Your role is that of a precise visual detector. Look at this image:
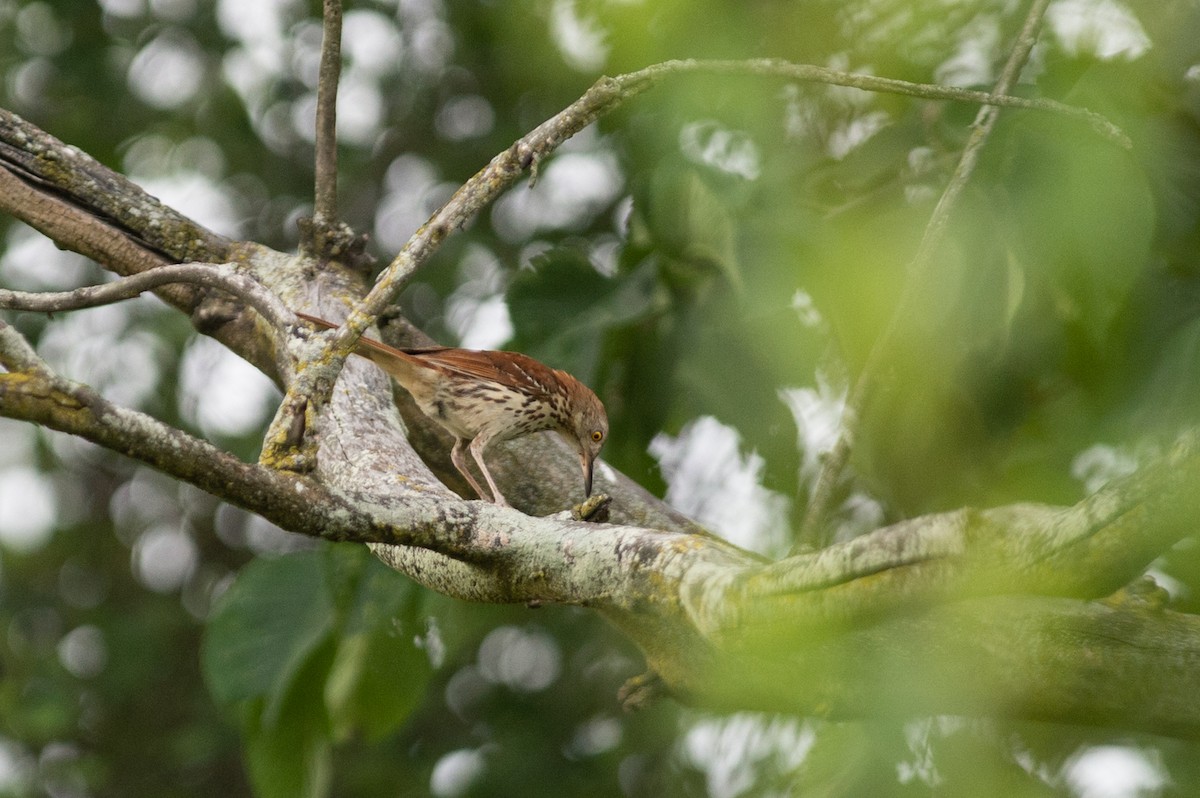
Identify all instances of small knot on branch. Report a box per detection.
[297,216,376,275]
[259,384,320,474]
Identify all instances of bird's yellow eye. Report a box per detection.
[591,430,604,443]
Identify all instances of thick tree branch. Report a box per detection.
[276,254,1199,691]
[732,432,1200,644]
[0,109,233,263]
[0,163,168,274]
[694,596,1200,738]
[0,319,489,555]
[0,109,281,375]
[0,320,330,536]
[7,311,1188,735]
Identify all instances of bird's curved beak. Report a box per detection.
[581,452,595,497]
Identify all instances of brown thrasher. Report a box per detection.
[297,313,608,507]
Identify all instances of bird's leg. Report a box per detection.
[450,438,494,503]
[469,435,511,508]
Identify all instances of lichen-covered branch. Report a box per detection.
[0,319,330,535]
[691,596,1200,737]
[0,109,232,263]
[0,319,481,554]
[0,109,282,375]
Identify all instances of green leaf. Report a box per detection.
[1005,122,1155,345]
[203,547,434,794]
[205,546,433,755]
[1134,314,1200,430]
[794,722,881,797]
[202,551,335,721]
[639,165,741,294]
[508,249,665,382]
[240,648,335,798]
[323,555,432,741]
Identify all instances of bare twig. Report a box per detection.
[296,0,369,266]
[313,0,343,225]
[323,55,1126,368]
[796,0,1055,549]
[0,262,295,331]
[643,59,1128,146]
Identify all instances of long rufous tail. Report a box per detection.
[294,312,422,375]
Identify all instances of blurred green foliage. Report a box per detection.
[4,0,1200,795]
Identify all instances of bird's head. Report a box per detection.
[561,382,608,498]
